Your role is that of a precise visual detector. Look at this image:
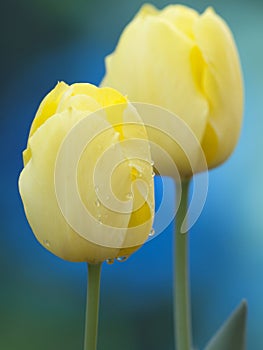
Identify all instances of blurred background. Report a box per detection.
[1,0,262,349]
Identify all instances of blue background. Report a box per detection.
[1,0,262,349]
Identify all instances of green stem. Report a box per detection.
[84,263,102,350]
[174,179,192,350]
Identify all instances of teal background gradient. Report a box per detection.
[1,0,263,349]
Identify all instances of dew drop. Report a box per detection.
[117,256,128,262]
[126,192,133,199]
[150,160,154,166]
[149,228,155,237]
[97,214,102,224]
[106,258,114,265]
[43,240,50,247]
[95,198,100,207]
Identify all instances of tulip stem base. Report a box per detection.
[84,263,102,350]
[174,180,192,350]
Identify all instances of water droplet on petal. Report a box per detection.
[117,256,128,262]
[95,199,100,207]
[149,228,155,237]
[150,160,154,166]
[106,258,114,265]
[126,192,133,200]
[43,240,50,247]
[97,214,102,223]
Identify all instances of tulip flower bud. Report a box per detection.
[102,4,243,177]
[19,82,154,263]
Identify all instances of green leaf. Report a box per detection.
[204,300,247,350]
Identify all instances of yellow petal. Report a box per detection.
[57,94,102,113]
[195,8,243,167]
[136,3,159,18]
[160,5,198,40]
[29,81,69,138]
[69,83,127,107]
[19,109,121,262]
[102,16,209,175]
[19,87,154,262]
[23,82,69,166]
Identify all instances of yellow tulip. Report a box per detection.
[102,4,243,177]
[19,82,154,263]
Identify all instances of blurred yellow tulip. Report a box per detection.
[102,4,243,177]
[19,82,154,263]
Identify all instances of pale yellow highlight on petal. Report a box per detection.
[57,95,102,113]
